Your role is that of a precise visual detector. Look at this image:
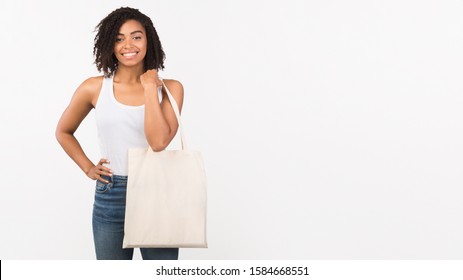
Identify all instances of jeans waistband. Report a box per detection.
[101,175,127,183]
[111,175,128,179]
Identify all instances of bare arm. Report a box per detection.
[141,70,184,151]
[55,77,112,182]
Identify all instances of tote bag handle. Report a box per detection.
[160,79,188,150]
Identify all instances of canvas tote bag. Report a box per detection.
[123,80,207,248]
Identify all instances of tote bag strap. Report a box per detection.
[161,79,188,150]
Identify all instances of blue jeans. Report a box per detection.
[92,175,179,260]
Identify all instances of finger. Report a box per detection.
[98,158,109,166]
[98,167,113,177]
[97,164,112,174]
[95,173,110,184]
[98,162,111,171]
[100,165,113,174]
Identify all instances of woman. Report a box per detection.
[55,7,183,260]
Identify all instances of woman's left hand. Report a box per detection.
[140,69,162,91]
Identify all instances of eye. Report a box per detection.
[132,36,142,40]
[115,38,124,42]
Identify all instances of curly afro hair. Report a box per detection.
[93,7,165,77]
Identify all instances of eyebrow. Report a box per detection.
[117,30,144,36]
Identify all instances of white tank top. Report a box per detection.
[94,75,163,175]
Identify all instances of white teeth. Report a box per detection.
[122,52,137,57]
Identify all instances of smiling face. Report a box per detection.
[113,19,147,69]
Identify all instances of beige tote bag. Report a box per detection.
[123,80,207,248]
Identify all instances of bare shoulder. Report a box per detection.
[161,79,184,112]
[163,79,184,96]
[74,75,104,108]
[78,76,104,95]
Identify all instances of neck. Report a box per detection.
[113,64,144,83]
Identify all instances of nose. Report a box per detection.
[123,38,133,49]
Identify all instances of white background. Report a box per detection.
[0,0,462,259]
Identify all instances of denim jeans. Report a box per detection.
[92,175,179,260]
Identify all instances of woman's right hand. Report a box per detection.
[86,158,113,183]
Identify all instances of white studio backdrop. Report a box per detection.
[0,0,462,259]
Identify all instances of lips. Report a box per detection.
[121,51,138,57]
